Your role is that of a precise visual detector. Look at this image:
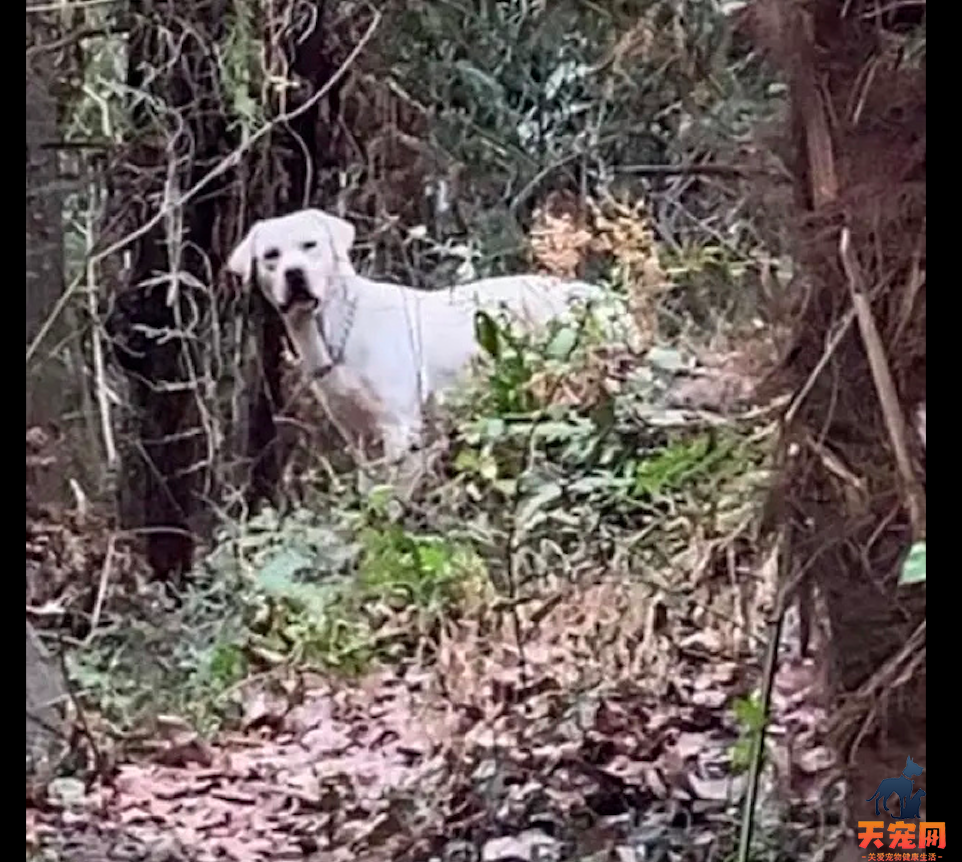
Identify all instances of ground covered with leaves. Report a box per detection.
[28,289,844,862]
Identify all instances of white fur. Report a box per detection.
[228,208,604,460]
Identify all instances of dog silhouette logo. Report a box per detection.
[865,755,925,817]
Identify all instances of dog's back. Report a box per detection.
[444,274,604,326]
[302,270,608,461]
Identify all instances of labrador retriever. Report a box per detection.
[228,208,604,460]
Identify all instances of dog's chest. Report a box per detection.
[284,316,328,375]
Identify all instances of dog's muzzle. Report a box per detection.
[281,267,317,313]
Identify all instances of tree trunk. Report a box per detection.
[27,16,69,783]
[26,14,68,502]
[106,0,235,582]
[244,0,344,508]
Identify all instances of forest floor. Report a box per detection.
[27,331,846,862]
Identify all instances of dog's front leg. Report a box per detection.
[380,421,419,463]
[378,425,431,501]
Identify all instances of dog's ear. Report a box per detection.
[307,210,356,270]
[227,223,259,282]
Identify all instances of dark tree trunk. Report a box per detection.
[106,0,235,582]
[103,1,348,569]
[244,0,345,507]
[26,14,68,502]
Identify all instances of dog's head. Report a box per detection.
[904,756,924,779]
[227,209,357,313]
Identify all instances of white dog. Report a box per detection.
[228,208,603,460]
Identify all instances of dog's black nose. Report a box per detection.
[284,267,311,301]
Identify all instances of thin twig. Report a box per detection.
[27,0,120,12]
[502,307,595,702]
[783,308,856,428]
[839,228,925,537]
[737,535,786,862]
[85,535,116,644]
[86,185,118,468]
[614,162,760,178]
[56,638,108,778]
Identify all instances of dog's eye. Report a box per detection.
[301,241,317,251]
[263,248,280,262]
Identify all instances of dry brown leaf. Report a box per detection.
[687,772,742,803]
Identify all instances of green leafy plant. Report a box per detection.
[68,568,255,734]
[729,693,766,774]
[448,294,769,580]
[70,502,488,730]
[239,506,487,672]
[472,309,552,415]
[357,524,484,613]
[633,431,749,499]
